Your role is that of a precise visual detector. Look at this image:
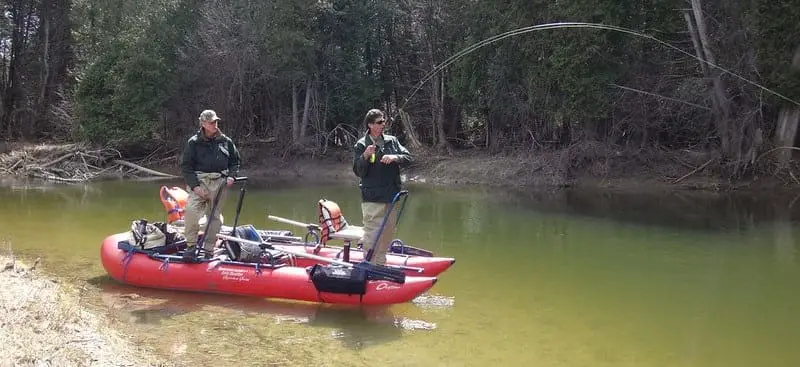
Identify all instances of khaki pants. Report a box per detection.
[360,202,399,265]
[184,173,228,252]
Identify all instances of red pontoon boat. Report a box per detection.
[100,232,437,306]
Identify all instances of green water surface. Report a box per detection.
[2,178,800,367]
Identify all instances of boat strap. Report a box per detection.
[158,257,171,272]
[120,245,136,282]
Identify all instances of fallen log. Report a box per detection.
[40,152,75,168]
[112,160,178,178]
[673,158,716,184]
[1,143,179,182]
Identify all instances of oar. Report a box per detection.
[171,221,303,243]
[222,177,250,259]
[227,177,248,232]
[268,215,321,231]
[267,215,322,244]
[258,238,426,273]
[269,213,433,257]
[216,233,408,283]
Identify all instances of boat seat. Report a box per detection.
[328,225,364,242]
[318,199,367,245]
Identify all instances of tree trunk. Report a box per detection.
[300,79,312,139]
[3,1,28,138]
[48,0,74,129]
[291,82,299,142]
[682,11,710,76]
[689,0,733,157]
[430,73,449,150]
[429,74,439,145]
[484,106,491,149]
[314,83,324,150]
[773,45,800,167]
[435,74,449,150]
[397,109,423,151]
[39,1,50,113]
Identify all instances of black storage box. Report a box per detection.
[309,264,368,295]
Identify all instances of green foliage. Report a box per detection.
[314,0,393,125]
[75,44,175,144]
[72,0,187,145]
[444,0,628,143]
[754,0,800,106]
[53,0,800,152]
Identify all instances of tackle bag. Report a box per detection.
[224,225,267,263]
[309,264,367,295]
[129,219,185,250]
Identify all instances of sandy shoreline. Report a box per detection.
[0,254,170,367]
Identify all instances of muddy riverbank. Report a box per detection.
[3,142,799,194]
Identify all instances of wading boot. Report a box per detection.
[182,246,199,262]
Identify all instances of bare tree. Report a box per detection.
[773,46,800,167]
[687,0,733,157]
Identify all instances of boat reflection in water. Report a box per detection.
[93,276,441,349]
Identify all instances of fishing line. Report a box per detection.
[401,22,800,110]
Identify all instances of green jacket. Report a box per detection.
[352,133,412,203]
[180,130,241,189]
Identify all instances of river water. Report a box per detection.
[2,178,800,366]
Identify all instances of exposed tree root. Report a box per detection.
[0,143,178,183]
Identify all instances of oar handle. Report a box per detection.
[386,264,424,273]
[267,215,320,231]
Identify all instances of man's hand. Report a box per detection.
[363,144,377,160]
[380,154,398,164]
[226,177,235,187]
[192,186,209,200]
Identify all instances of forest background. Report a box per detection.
[1,0,799,190]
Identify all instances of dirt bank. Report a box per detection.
[231,144,798,194]
[0,253,169,367]
[3,141,798,194]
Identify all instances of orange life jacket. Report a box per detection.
[317,199,349,245]
[160,186,189,223]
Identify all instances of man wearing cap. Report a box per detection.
[180,109,241,260]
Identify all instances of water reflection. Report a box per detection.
[773,203,797,269]
[494,187,800,231]
[411,293,456,308]
[88,275,437,350]
[6,178,800,233]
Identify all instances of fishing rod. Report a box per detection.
[401,22,800,111]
